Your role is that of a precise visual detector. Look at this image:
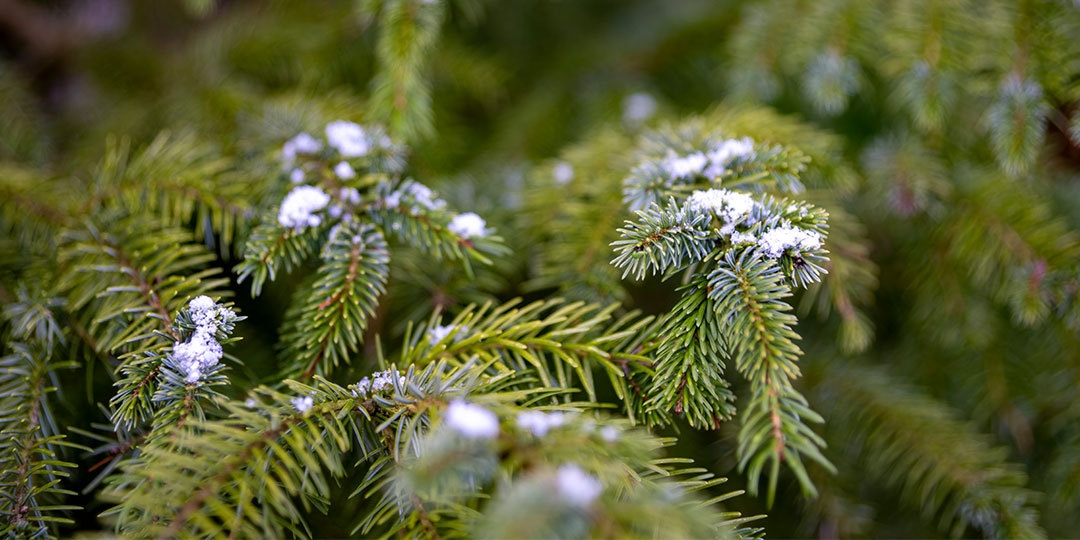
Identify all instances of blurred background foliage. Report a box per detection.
[2,0,1079,537]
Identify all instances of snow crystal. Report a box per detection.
[289,168,305,184]
[279,185,331,230]
[371,369,406,393]
[662,152,708,180]
[292,395,314,413]
[516,410,567,438]
[334,161,356,179]
[352,377,370,397]
[600,425,618,442]
[340,187,361,205]
[326,120,370,157]
[350,369,404,397]
[757,225,823,258]
[444,400,500,440]
[189,295,216,314]
[245,397,257,408]
[385,181,445,211]
[282,132,322,167]
[448,212,488,238]
[686,188,756,226]
[428,323,455,345]
[556,464,603,507]
[703,137,755,178]
[553,161,574,185]
[623,92,657,125]
[730,231,757,245]
[408,184,442,210]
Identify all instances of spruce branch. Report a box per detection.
[55,218,232,431]
[522,129,639,304]
[0,344,83,538]
[86,132,256,253]
[609,124,833,504]
[708,250,832,505]
[610,200,714,281]
[645,276,737,428]
[368,0,444,141]
[104,366,455,537]
[936,172,1080,328]
[986,75,1049,177]
[278,222,391,380]
[370,178,509,273]
[235,217,325,297]
[395,299,659,421]
[814,363,1046,539]
[377,393,758,539]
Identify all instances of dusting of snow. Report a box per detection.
[656,138,755,182]
[662,151,708,180]
[553,161,575,185]
[447,212,488,238]
[685,189,757,236]
[384,181,445,211]
[623,92,657,125]
[556,464,603,507]
[340,187,361,205]
[444,400,500,439]
[279,185,331,230]
[757,225,823,258]
[600,425,618,442]
[516,410,567,438]
[292,395,314,413]
[730,231,757,245]
[326,120,369,157]
[334,161,356,179]
[428,323,456,345]
[372,370,406,393]
[351,369,405,397]
[702,137,756,177]
[282,132,322,167]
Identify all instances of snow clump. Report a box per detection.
[556,464,603,507]
[447,212,488,238]
[172,296,237,384]
[279,185,331,230]
[444,400,500,440]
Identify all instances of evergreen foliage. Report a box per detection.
[1,0,1079,538]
